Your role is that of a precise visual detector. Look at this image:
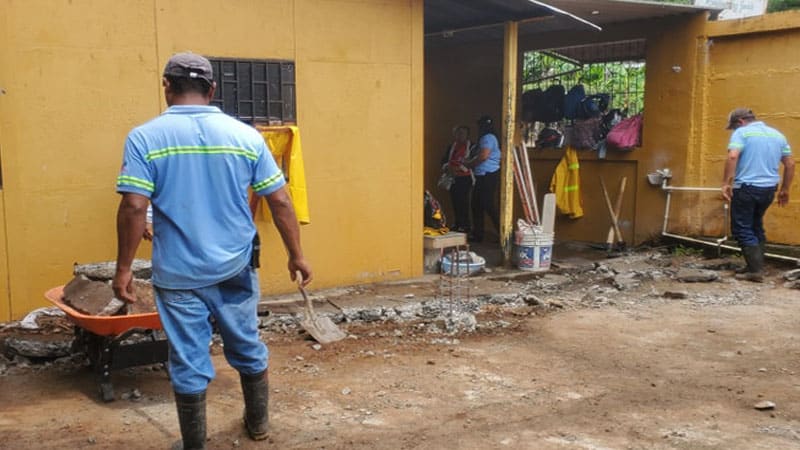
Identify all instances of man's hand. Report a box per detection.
[721,184,733,202]
[778,188,790,206]
[112,268,137,303]
[289,258,313,287]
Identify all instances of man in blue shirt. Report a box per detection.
[113,52,312,449]
[721,108,794,282]
[467,115,502,242]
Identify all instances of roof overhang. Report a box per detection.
[425,0,721,47]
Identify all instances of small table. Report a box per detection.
[423,232,467,273]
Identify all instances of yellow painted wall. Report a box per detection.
[693,11,800,244]
[0,0,424,320]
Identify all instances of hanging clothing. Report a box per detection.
[252,125,311,225]
[549,146,583,219]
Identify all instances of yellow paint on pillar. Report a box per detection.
[500,21,518,265]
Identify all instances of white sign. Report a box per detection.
[694,0,768,20]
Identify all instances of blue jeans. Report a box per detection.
[155,266,268,394]
[731,184,776,248]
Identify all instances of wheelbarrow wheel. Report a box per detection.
[100,382,115,403]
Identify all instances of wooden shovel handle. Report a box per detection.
[600,178,623,243]
[296,271,314,316]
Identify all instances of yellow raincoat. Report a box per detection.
[252,125,311,224]
[548,146,583,219]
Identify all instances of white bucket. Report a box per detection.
[515,232,554,272]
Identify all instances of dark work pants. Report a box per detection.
[471,170,500,240]
[731,184,776,248]
[449,176,472,232]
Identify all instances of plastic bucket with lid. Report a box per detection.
[515,231,554,272]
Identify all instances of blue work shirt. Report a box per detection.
[117,105,286,289]
[474,133,501,176]
[729,121,792,188]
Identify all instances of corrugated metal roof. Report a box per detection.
[425,0,720,46]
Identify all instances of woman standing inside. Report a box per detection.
[440,125,474,233]
[468,115,501,243]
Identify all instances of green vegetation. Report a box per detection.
[672,245,705,257]
[768,0,800,12]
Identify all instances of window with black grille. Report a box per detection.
[209,58,296,125]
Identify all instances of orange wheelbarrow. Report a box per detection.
[45,286,169,402]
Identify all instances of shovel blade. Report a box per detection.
[301,314,347,344]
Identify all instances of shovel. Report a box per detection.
[297,272,346,344]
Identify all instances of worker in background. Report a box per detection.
[721,107,794,282]
[468,115,501,243]
[440,125,474,233]
[113,52,312,449]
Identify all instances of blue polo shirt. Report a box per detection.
[117,105,286,289]
[729,121,791,188]
[474,133,501,176]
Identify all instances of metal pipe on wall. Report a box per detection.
[656,171,800,265]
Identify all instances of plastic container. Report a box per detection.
[441,251,485,276]
[516,231,554,272]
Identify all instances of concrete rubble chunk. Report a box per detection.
[754,400,776,410]
[676,268,720,283]
[663,290,689,299]
[691,258,740,271]
[63,275,124,316]
[62,275,157,316]
[73,259,152,281]
[782,268,800,281]
[783,280,800,290]
[4,336,72,359]
[523,294,542,306]
[613,272,641,291]
[128,279,157,314]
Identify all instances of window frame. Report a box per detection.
[208,57,297,125]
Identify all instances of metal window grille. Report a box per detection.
[209,58,296,125]
[522,44,646,115]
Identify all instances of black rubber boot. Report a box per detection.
[174,391,207,450]
[240,369,269,440]
[735,241,767,274]
[736,245,764,282]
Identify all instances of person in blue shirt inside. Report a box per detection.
[467,115,502,243]
[113,52,312,449]
[721,107,794,282]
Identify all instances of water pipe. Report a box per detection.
[649,169,800,265]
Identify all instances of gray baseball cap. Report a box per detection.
[726,107,755,130]
[163,52,214,83]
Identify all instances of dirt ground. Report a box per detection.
[2,246,800,450]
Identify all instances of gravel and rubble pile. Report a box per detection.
[0,247,792,374]
[258,249,757,336]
